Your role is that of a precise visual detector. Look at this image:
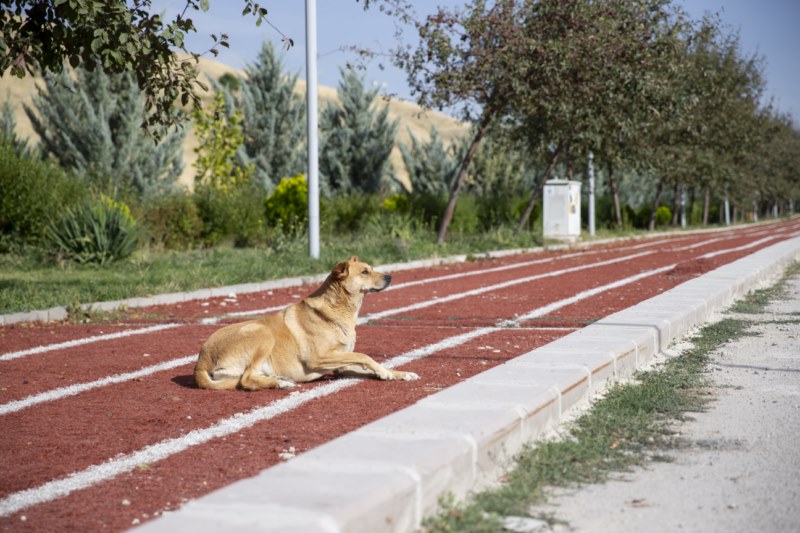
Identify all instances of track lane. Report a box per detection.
[1,219,799,531]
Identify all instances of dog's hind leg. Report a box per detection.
[239,372,295,390]
[239,345,296,391]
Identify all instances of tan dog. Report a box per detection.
[194,256,419,390]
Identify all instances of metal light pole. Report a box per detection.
[305,0,320,259]
[587,151,596,237]
[724,183,731,226]
[680,184,687,228]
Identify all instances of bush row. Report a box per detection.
[0,140,545,264]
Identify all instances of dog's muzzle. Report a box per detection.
[371,274,392,292]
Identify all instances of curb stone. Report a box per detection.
[138,236,800,532]
[0,221,769,326]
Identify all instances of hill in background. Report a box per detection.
[1,56,468,190]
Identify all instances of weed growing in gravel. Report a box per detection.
[728,262,800,314]
[422,316,757,532]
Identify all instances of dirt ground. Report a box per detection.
[531,276,800,533]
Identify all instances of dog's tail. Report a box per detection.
[193,358,239,390]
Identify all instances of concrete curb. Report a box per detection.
[0,222,761,326]
[138,236,800,532]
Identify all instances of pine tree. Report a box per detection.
[470,135,536,195]
[227,42,306,191]
[319,68,399,195]
[24,65,185,197]
[0,100,31,157]
[399,127,463,196]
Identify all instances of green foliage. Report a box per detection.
[470,135,536,195]
[399,127,462,195]
[193,92,253,191]
[320,68,399,194]
[655,205,672,227]
[264,174,308,235]
[1,100,31,156]
[0,139,87,250]
[228,42,306,191]
[142,190,203,250]
[194,181,266,248]
[48,195,139,264]
[2,0,273,135]
[321,194,383,233]
[218,72,241,93]
[25,65,185,197]
[476,193,532,231]
[383,193,411,214]
[192,90,264,247]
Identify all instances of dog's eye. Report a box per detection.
[362,269,369,275]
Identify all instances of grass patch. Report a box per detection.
[422,317,753,532]
[727,262,800,314]
[0,225,548,314]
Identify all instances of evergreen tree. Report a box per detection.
[24,65,185,197]
[470,135,536,195]
[0,100,31,157]
[228,42,306,191]
[319,68,399,195]
[399,127,463,195]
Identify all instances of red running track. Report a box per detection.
[1,220,798,531]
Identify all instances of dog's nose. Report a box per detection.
[384,274,392,285]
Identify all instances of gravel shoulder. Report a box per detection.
[532,277,800,533]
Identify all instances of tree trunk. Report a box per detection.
[515,142,563,233]
[671,182,680,226]
[702,186,710,226]
[607,163,622,227]
[688,187,696,225]
[647,177,664,231]
[436,111,492,244]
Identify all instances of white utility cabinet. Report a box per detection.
[543,179,582,242]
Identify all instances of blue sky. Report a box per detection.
[153,1,800,121]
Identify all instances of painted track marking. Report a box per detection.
[0,260,688,517]
[0,231,791,416]
[0,324,182,362]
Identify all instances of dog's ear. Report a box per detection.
[332,260,349,280]
[348,255,359,263]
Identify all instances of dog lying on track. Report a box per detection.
[194,256,419,390]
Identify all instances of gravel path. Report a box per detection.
[531,276,800,533]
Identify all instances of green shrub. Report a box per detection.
[634,205,652,229]
[383,193,411,214]
[195,181,266,247]
[321,193,383,233]
[0,140,88,251]
[142,190,203,249]
[48,195,139,264]
[655,205,672,227]
[449,193,480,234]
[265,174,309,235]
[476,192,530,230]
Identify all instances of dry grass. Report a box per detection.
[0,56,468,190]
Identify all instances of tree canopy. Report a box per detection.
[1,0,277,136]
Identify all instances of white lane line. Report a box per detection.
[1,231,791,414]
[0,324,182,362]
[0,261,678,517]
[0,248,657,415]
[188,234,704,321]
[5,223,778,356]
[699,235,776,259]
[359,250,655,323]
[0,356,197,417]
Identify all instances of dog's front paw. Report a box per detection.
[276,378,296,389]
[394,370,419,381]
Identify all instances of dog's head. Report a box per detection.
[331,256,391,294]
